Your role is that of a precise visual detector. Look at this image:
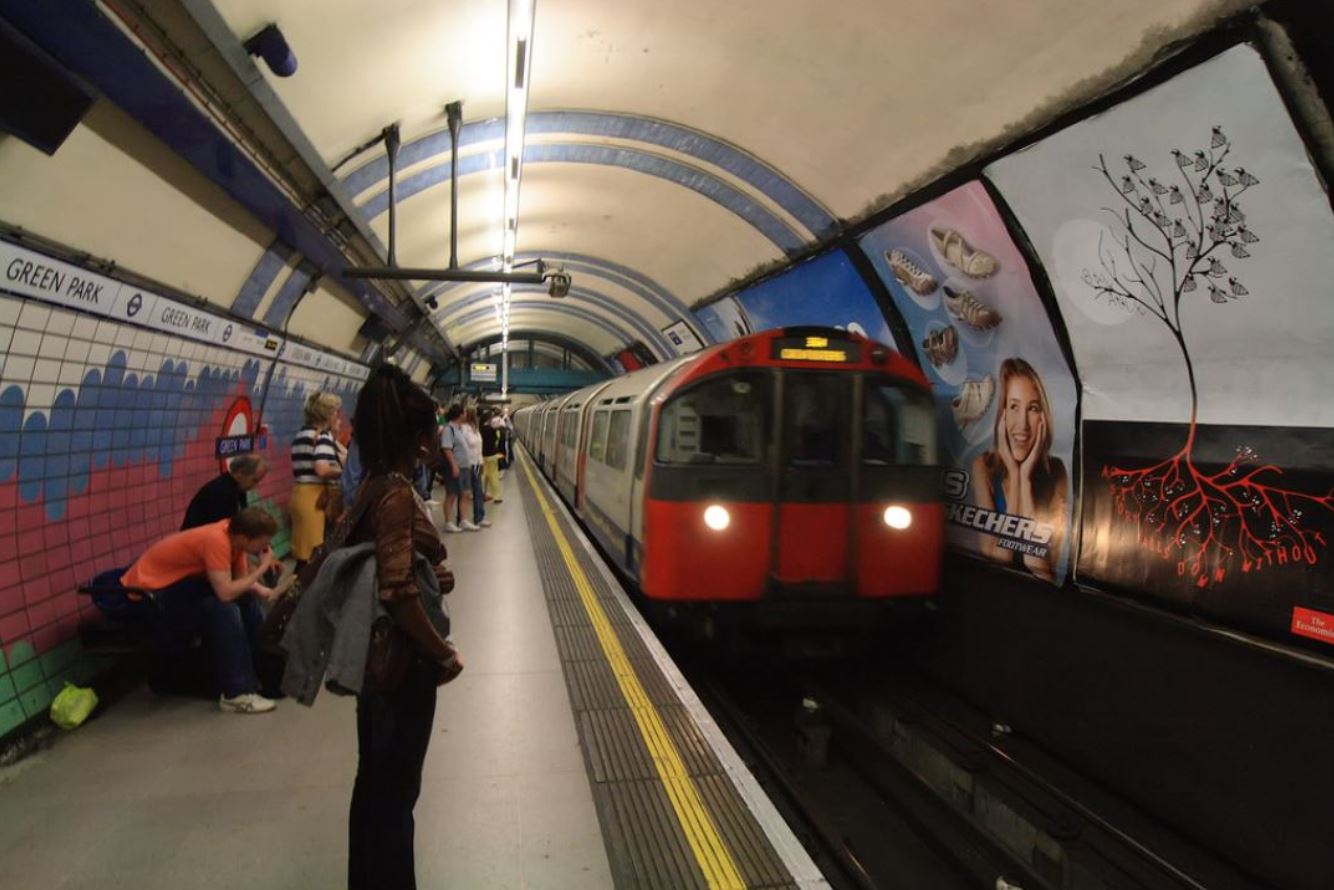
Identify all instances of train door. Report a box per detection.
[771,372,852,586]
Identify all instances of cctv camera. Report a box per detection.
[424,295,439,311]
[546,270,572,299]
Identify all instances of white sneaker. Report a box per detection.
[444,522,461,534]
[952,374,996,429]
[479,519,492,528]
[460,520,480,531]
[219,692,276,714]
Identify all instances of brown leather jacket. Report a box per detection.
[347,474,448,602]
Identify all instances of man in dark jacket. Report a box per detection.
[182,455,269,530]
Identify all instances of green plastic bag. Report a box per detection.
[50,683,98,731]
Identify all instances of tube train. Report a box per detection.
[513,326,943,635]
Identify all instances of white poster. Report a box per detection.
[987,43,1334,640]
[987,44,1334,427]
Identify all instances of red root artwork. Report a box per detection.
[1082,127,1334,586]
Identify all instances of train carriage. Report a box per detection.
[515,326,943,632]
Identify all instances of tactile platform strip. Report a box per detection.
[518,455,799,890]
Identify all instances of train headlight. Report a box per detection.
[883,505,912,530]
[703,504,730,531]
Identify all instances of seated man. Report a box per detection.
[122,508,281,714]
[181,455,269,530]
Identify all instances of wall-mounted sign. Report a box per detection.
[470,362,497,382]
[0,240,369,380]
[661,320,704,353]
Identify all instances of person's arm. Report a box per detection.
[313,433,344,479]
[207,555,276,602]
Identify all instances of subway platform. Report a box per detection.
[0,452,827,890]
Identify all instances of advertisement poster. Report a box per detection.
[858,181,1079,584]
[987,44,1334,643]
[729,250,896,348]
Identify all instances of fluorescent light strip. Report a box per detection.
[500,0,536,359]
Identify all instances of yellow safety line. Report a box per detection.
[518,451,748,890]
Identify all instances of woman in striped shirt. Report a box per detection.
[289,392,344,568]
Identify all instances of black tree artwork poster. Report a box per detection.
[987,44,1334,649]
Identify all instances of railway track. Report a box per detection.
[678,646,1259,890]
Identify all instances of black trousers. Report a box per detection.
[348,661,438,890]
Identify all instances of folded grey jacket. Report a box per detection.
[280,542,450,706]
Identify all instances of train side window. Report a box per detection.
[863,379,937,465]
[605,410,631,470]
[589,410,610,463]
[656,371,769,465]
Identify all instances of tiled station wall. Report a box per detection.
[0,293,363,739]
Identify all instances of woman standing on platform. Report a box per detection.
[347,364,463,890]
[289,392,344,570]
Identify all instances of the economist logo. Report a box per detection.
[1291,607,1334,646]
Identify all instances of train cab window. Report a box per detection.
[605,410,631,470]
[589,410,610,463]
[783,373,846,468]
[863,380,937,465]
[656,371,769,465]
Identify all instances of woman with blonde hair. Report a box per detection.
[289,391,344,568]
[970,358,1068,582]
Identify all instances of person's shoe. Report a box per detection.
[444,522,462,534]
[460,520,480,531]
[921,325,959,366]
[943,286,1002,330]
[887,249,939,295]
[952,374,996,429]
[479,519,493,528]
[219,692,276,714]
[931,227,999,278]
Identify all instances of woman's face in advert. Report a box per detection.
[1004,375,1043,462]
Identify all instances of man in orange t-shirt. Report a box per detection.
[122,508,281,713]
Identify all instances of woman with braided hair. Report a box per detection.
[345,363,463,890]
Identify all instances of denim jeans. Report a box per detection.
[156,576,262,697]
[349,659,437,890]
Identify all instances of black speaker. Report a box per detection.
[0,18,96,155]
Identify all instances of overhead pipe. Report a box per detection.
[382,124,401,266]
[446,100,463,270]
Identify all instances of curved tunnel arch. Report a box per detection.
[464,329,615,375]
[342,111,836,240]
[360,142,805,253]
[435,283,673,356]
[446,302,642,357]
[421,250,707,342]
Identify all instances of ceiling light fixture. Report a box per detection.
[499,0,537,360]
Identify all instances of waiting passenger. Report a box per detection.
[341,363,462,890]
[181,454,269,530]
[121,508,281,714]
[461,408,489,528]
[290,391,345,569]
[438,405,467,533]
[480,410,504,503]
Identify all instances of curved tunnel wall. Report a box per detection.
[693,35,1334,661]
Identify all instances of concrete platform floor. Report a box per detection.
[0,470,615,889]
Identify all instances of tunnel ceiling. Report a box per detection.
[209,0,1233,357]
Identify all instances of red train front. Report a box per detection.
[638,326,943,630]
